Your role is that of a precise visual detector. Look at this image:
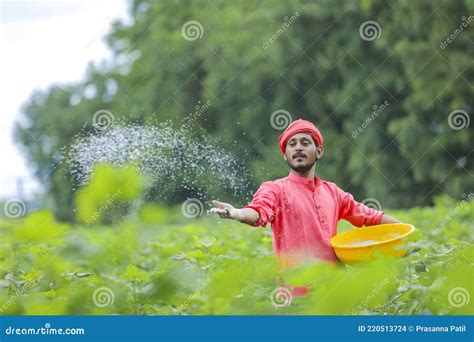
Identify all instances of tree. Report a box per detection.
[15,0,473,220]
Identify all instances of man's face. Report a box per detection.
[284,133,323,172]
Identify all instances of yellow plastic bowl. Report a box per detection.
[330,223,416,264]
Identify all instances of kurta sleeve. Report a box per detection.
[243,181,278,228]
[336,187,384,227]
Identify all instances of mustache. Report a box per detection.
[287,158,316,172]
[293,152,307,158]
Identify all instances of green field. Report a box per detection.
[1,174,472,315]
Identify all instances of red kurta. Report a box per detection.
[244,170,384,269]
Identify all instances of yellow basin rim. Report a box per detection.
[330,223,416,249]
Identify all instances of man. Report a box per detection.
[211,119,401,293]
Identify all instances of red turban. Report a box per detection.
[278,119,324,156]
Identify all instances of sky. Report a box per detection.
[0,0,129,199]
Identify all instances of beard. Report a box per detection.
[287,156,318,172]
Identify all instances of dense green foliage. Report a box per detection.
[0,168,472,315]
[14,0,473,220]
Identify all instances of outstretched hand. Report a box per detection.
[210,200,240,220]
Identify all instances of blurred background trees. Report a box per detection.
[14,0,473,221]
